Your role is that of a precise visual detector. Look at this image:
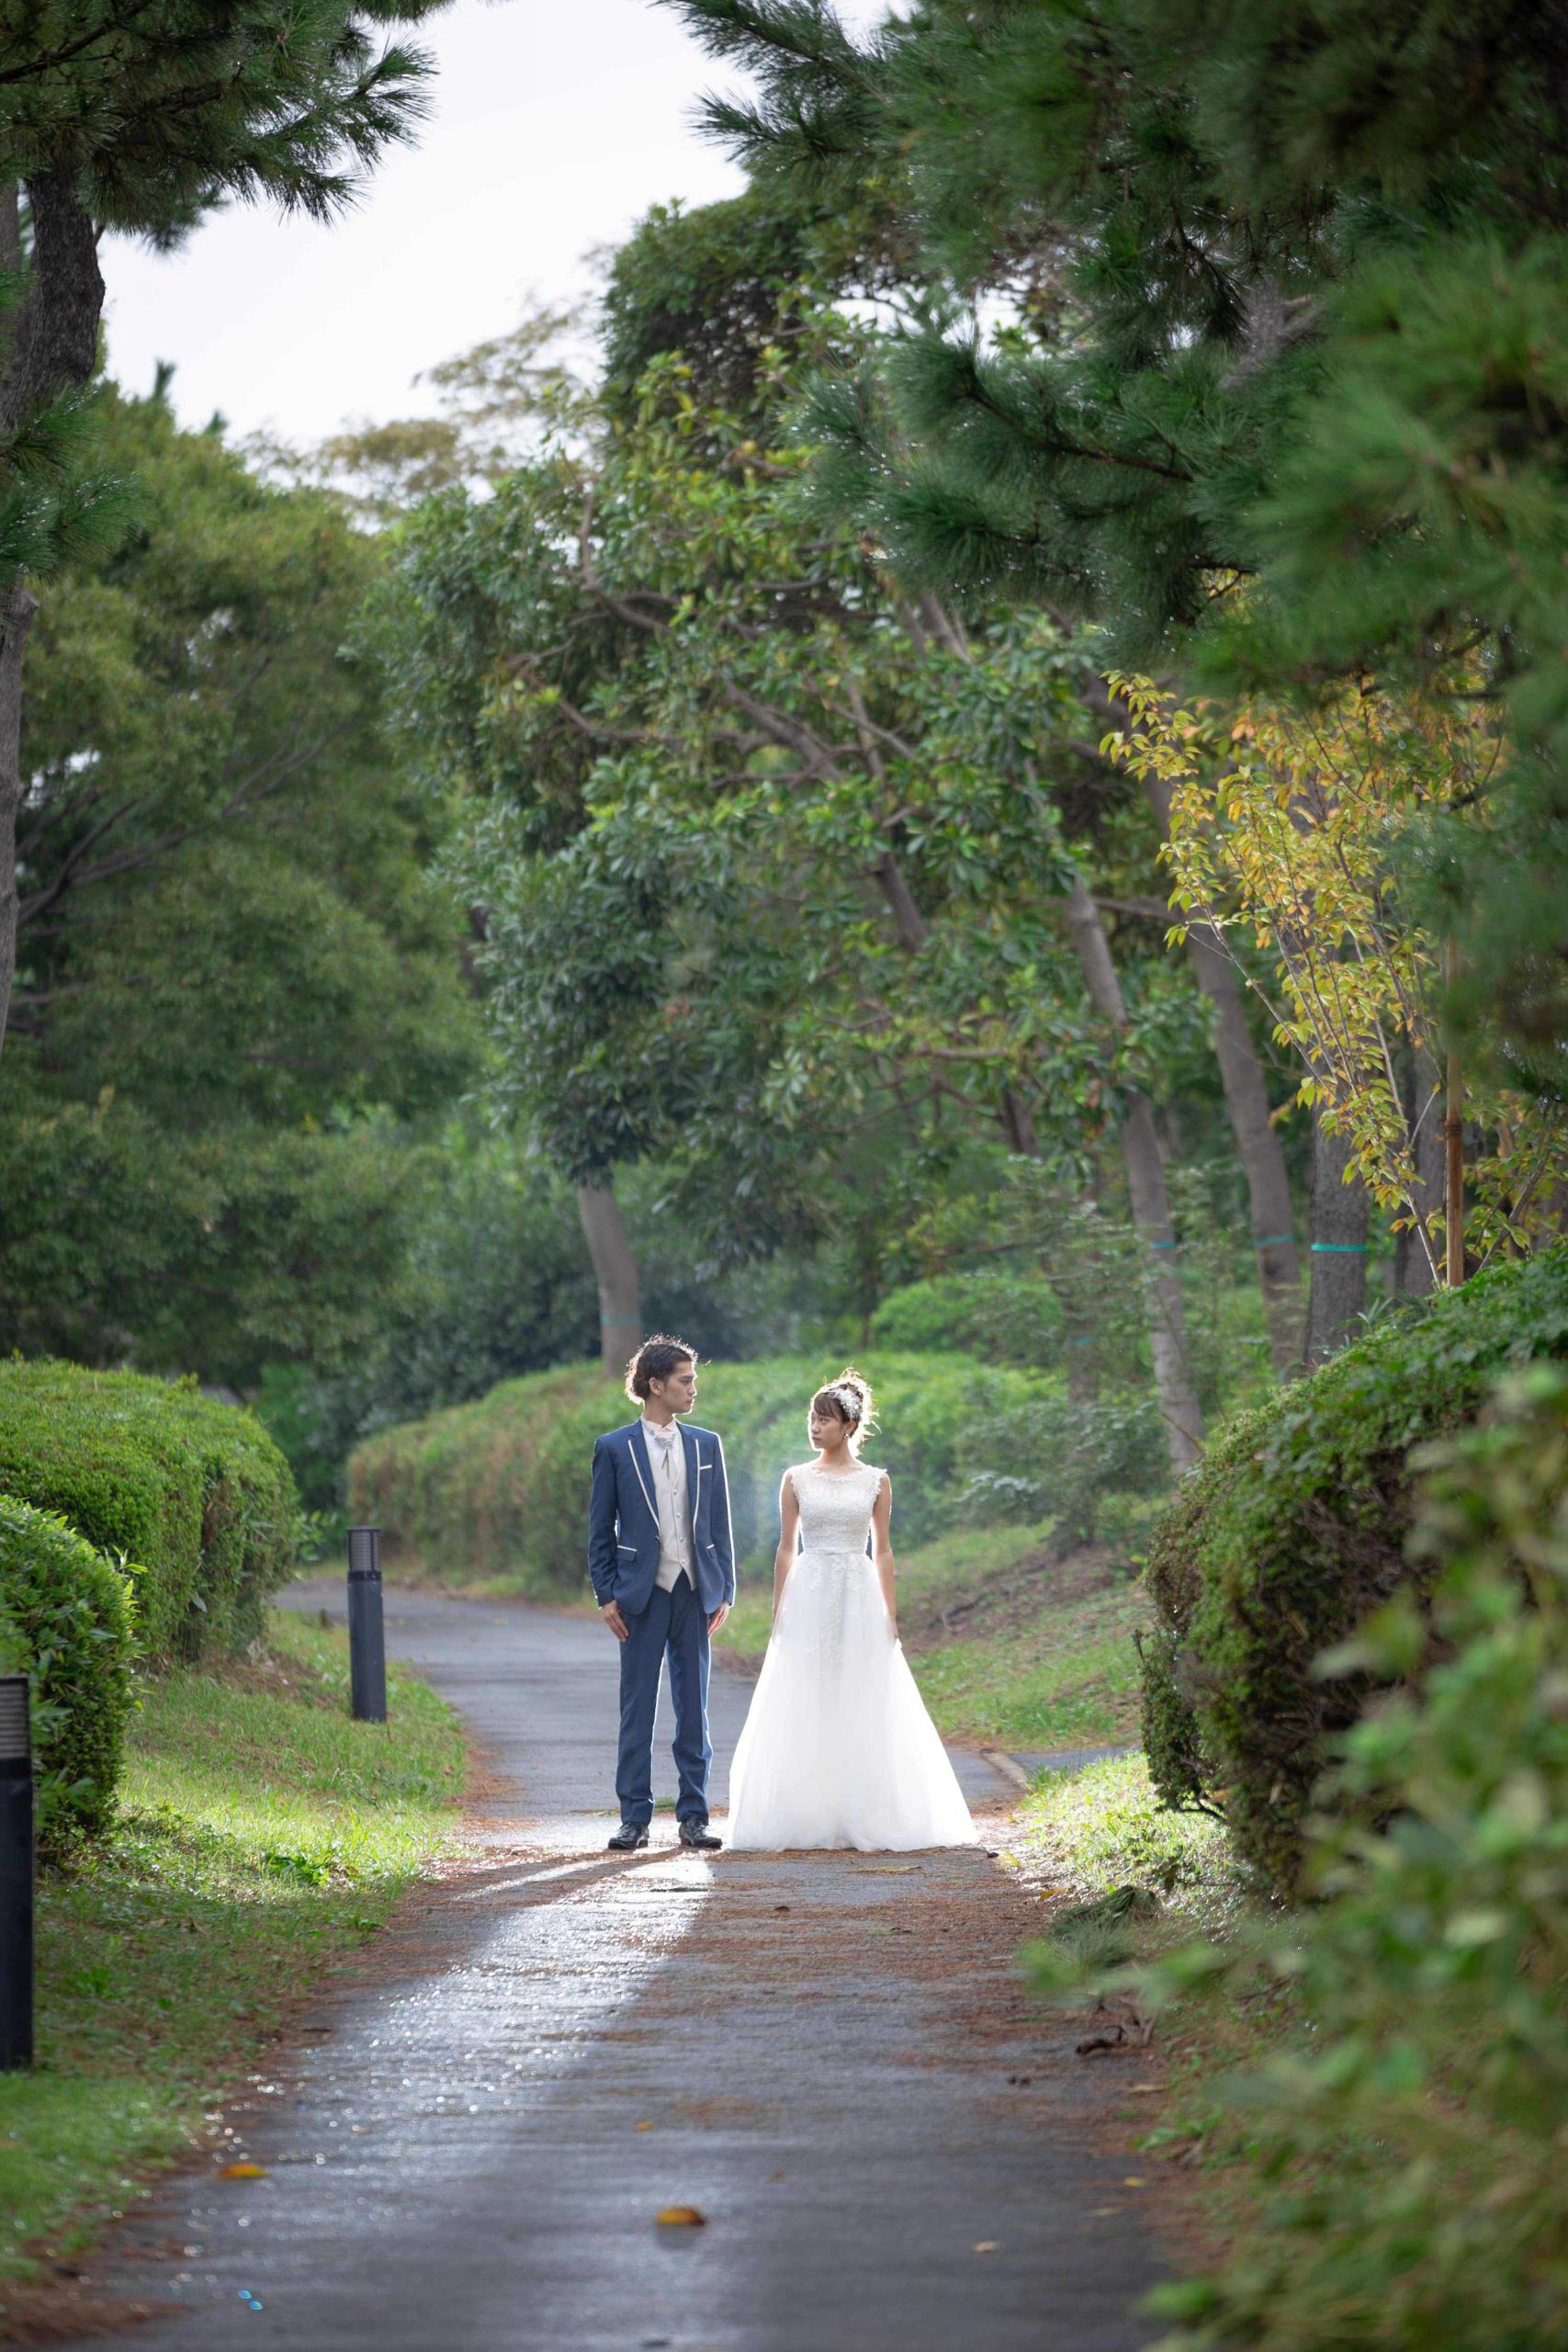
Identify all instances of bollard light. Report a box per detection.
[0,1673,33,2071]
[346,1526,388,1724]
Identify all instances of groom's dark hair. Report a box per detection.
[624,1334,696,1404]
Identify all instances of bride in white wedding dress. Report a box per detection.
[727,1370,979,1852]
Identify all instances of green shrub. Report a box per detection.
[1143,1245,1568,1894]
[348,1350,1057,1590]
[0,1498,136,1852]
[0,1360,296,1661]
[869,1270,1065,1367]
[1143,1364,1568,2352]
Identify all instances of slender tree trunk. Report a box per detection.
[1063,874,1204,1474]
[1304,1104,1370,1364]
[0,583,37,1050]
[1395,1046,1443,1299]
[1137,767,1302,1375]
[1443,942,1466,1288]
[576,1177,642,1377]
[0,174,105,1060]
[1182,922,1303,1374]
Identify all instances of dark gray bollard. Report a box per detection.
[346,1526,388,1724]
[0,1673,33,2071]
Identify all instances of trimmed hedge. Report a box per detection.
[0,1498,136,1852]
[0,1359,297,1661]
[1142,1244,1568,1895]
[348,1351,1056,1590]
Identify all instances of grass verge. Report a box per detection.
[1007,1753,1294,2263]
[0,1608,464,2301]
[718,1518,1153,1752]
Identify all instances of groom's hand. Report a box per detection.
[601,1600,629,1643]
[707,1601,730,1635]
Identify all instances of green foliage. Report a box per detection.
[601,187,852,425]
[1143,1245,1568,1894]
[671,0,1568,1080]
[364,227,1238,1277]
[0,380,479,1388]
[0,1498,135,1853]
[965,1384,1169,1538]
[0,1359,296,1662]
[348,1351,1057,1591]
[869,1268,1064,1366]
[0,0,449,595]
[1141,1363,1568,2352]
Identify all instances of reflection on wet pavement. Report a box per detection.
[52,1578,1161,2351]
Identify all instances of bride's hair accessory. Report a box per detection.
[809,1367,876,1455]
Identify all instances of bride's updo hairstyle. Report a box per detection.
[810,1366,876,1457]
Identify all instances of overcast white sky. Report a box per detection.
[101,0,886,446]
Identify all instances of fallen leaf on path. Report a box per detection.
[973,2241,999,2254]
[1076,1996,1154,2055]
[217,2164,266,2180]
[636,2120,653,2132]
[1123,2177,1147,2188]
[655,2205,706,2227]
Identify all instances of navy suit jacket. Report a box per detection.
[587,1419,736,1617]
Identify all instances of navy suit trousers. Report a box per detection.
[616,1576,711,1826]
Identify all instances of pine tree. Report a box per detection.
[667,0,1568,1086]
[0,0,451,1051]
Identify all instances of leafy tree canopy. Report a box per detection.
[0,376,480,1384]
[665,0,1568,1078]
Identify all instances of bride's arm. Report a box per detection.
[871,1473,897,1636]
[772,1472,800,1626]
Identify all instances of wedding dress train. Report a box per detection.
[726,1460,979,1851]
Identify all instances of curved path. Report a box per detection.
[62,1579,1164,2351]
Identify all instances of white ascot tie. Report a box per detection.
[642,1419,694,1592]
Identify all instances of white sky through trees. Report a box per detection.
[101,0,886,444]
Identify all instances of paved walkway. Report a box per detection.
[62,1580,1164,2351]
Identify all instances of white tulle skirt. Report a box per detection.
[727,1546,980,1852]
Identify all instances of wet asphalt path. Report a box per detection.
[64,1579,1164,2352]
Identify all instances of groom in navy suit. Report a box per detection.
[588,1335,734,1851]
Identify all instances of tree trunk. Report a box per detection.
[1137,766,1302,1376]
[1395,1046,1443,1299]
[0,582,37,1052]
[1304,1104,1370,1364]
[0,175,106,1059]
[1063,874,1204,1474]
[1182,922,1303,1374]
[1443,944,1466,1288]
[576,1178,642,1377]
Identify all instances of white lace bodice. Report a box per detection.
[789,1459,883,1556]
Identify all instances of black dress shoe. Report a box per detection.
[678,1818,723,1850]
[607,1820,649,1851]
